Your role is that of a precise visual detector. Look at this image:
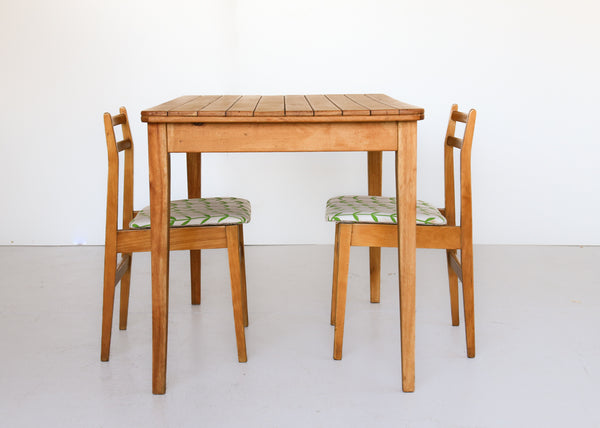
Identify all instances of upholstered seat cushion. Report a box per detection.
[326,195,447,225]
[130,197,251,228]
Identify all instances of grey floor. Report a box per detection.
[0,245,599,427]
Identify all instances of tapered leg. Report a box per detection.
[462,246,475,358]
[226,226,248,362]
[238,224,249,327]
[396,121,417,392]
[119,254,132,330]
[100,249,117,361]
[330,222,341,326]
[446,250,460,326]
[148,123,170,395]
[187,153,202,305]
[368,151,382,303]
[333,224,352,360]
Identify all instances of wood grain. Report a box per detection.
[168,96,221,117]
[366,94,424,115]
[285,95,314,116]
[325,94,370,115]
[198,95,242,117]
[167,122,398,153]
[305,94,342,116]
[255,95,285,116]
[142,94,424,121]
[345,94,399,115]
[142,95,199,117]
[227,95,261,117]
[396,120,417,392]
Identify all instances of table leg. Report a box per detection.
[396,121,417,392]
[148,123,170,395]
[187,153,202,305]
[367,151,382,303]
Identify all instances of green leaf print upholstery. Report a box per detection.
[130,197,251,228]
[325,195,446,225]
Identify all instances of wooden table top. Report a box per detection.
[141,94,424,122]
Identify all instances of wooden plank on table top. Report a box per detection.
[284,95,314,116]
[365,94,424,115]
[325,94,370,116]
[345,94,400,115]
[198,95,242,117]
[142,95,199,117]
[305,95,342,116]
[168,95,222,116]
[254,95,285,117]
[226,95,262,117]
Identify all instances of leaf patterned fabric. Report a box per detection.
[325,195,447,225]
[130,197,251,229]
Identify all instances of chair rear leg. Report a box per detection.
[446,250,460,326]
[226,226,247,362]
[101,250,117,361]
[367,150,382,304]
[333,224,352,360]
[187,152,202,306]
[330,223,340,326]
[369,247,381,303]
[118,254,132,330]
[461,247,475,358]
[190,250,201,305]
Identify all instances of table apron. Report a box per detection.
[166,122,399,153]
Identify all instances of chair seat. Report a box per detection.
[326,195,447,225]
[130,197,251,228]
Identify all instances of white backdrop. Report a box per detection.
[1,0,598,245]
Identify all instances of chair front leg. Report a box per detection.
[330,222,341,326]
[446,249,460,326]
[238,224,249,327]
[119,253,132,330]
[333,224,352,360]
[226,225,247,362]
[101,249,117,361]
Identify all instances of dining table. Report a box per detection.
[141,94,424,394]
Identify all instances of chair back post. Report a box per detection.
[119,107,135,230]
[459,109,477,241]
[103,108,135,234]
[103,112,121,240]
[443,105,458,226]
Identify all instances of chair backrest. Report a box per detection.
[103,107,135,233]
[443,105,477,229]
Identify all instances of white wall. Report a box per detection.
[1,0,598,246]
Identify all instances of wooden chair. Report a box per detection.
[326,105,477,360]
[101,107,250,363]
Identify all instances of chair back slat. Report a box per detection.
[446,136,463,149]
[450,110,468,123]
[116,138,132,152]
[111,113,127,126]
